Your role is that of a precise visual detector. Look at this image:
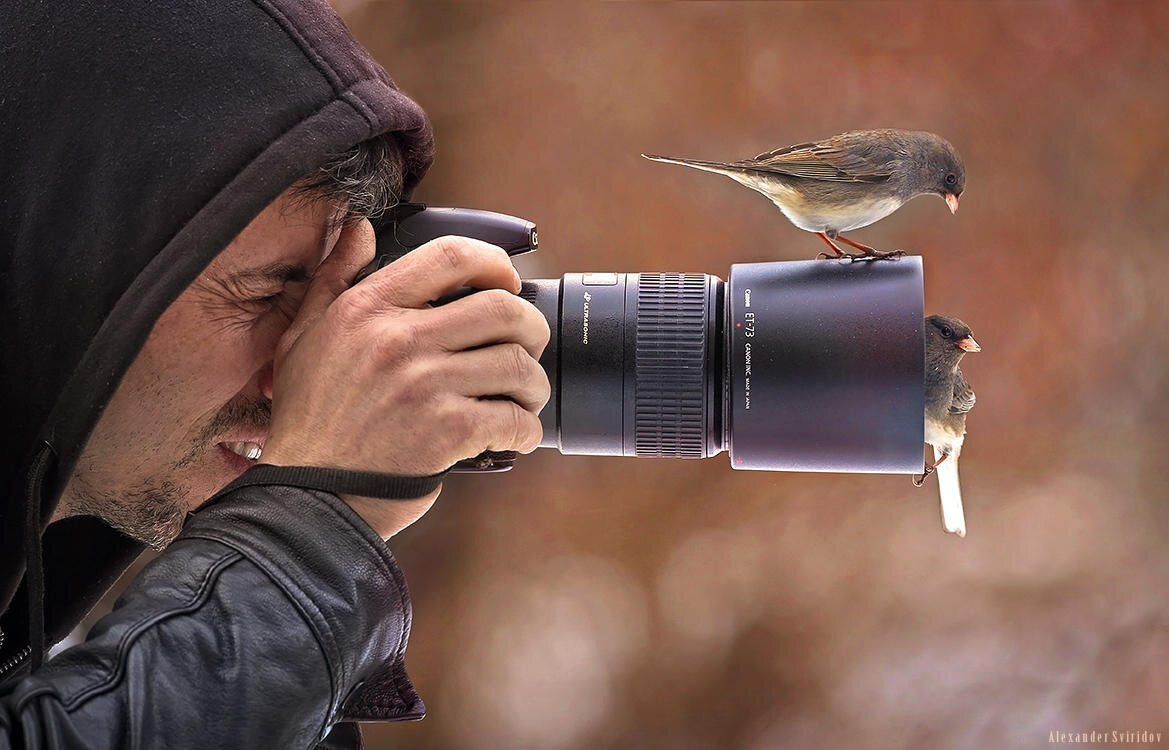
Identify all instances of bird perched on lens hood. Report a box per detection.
[917,314,980,538]
[643,129,965,259]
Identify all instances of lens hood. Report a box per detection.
[727,258,924,473]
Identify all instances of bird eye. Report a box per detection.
[945,173,957,185]
[940,326,953,338]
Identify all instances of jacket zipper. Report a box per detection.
[0,628,32,681]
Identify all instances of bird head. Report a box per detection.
[914,133,965,215]
[925,314,980,365]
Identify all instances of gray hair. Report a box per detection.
[291,134,406,228]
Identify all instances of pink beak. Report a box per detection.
[958,336,980,352]
[945,193,960,214]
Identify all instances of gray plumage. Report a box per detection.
[643,129,965,258]
[920,314,980,537]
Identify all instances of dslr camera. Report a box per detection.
[364,204,925,475]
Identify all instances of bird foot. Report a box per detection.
[864,248,905,260]
[815,248,905,262]
[912,465,936,487]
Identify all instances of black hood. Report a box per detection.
[0,0,434,662]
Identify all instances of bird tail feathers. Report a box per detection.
[934,445,966,538]
[641,153,749,179]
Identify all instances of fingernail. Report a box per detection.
[512,267,523,293]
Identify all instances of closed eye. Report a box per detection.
[240,293,281,311]
[247,279,307,318]
[224,263,310,313]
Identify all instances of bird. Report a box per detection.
[642,129,965,259]
[915,314,980,538]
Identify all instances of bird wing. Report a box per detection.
[741,132,899,183]
[949,368,977,415]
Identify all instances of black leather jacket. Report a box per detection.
[0,482,424,748]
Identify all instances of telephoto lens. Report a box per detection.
[522,259,924,474]
[369,205,926,475]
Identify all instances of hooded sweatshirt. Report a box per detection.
[1,0,434,744]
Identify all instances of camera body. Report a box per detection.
[367,204,925,475]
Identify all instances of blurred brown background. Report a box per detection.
[356,2,1165,747]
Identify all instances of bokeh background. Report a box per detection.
[88,3,1169,748]
[336,2,1169,748]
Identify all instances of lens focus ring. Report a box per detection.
[634,273,709,457]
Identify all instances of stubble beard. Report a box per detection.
[64,475,190,551]
[63,396,271,551]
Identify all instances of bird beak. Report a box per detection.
[957,336,980,352]
[945,193,960,214]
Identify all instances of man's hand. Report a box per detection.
[260,221,551,539]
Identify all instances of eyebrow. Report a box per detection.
[225,262,310,289]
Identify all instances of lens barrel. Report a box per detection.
[522,273,724,459]
[523,257,924,474]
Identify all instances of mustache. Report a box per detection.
[178,396,272,469]
[202,396,272,440]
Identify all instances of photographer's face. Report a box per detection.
[56,190,342,548]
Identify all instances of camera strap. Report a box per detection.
[214,463,448,501]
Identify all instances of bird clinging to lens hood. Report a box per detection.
[918,314,980,538]
[643,129,965,260]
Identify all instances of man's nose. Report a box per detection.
[258,362,275,401]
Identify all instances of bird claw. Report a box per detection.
[815,249,905,262]
[843,248,904,261]
[912,465,935,487]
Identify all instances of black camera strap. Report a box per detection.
[214,463,448,501]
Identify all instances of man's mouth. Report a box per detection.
[219,440,264,460]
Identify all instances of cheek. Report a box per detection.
[148,341,246,411]
[129,304,271,429]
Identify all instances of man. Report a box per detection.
[0,1,550,746]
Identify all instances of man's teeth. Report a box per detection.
[222,441,262,460]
